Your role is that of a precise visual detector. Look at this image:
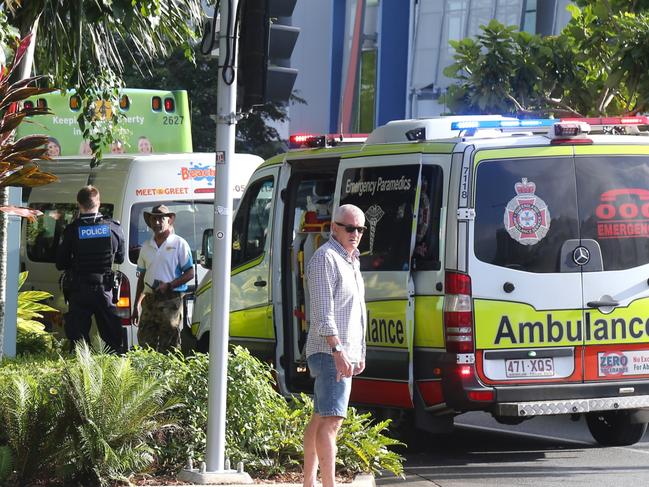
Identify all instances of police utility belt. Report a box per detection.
[61,270,119,291]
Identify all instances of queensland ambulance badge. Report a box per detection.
[503,178,551,245]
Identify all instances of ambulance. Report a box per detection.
[21,152,263,349]
[192,116,649,446]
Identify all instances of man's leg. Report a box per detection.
[155,293,183,353]
[137,295,160,350]
[64,290,93,352]
[315,415,344,487]
[303,413,321,487]
[304,353,352,487]
[93,288,125,354]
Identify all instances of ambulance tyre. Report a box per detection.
[197,332,210,353]
[586,410,648,446]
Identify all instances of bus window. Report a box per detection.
[129,201,213,264]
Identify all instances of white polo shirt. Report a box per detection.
[137,233,193,293]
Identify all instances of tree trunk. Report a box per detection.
[0,187,8,360]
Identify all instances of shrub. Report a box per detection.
[16,271,61,356]
[57,343,179,485]
[0,362,64,485]
[0,346,404,484]
[130,346,404,478]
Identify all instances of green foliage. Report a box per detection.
[0,346,404,485]
[129,346,404,478]
[338,407,404,476]
[444,4,649,117]
[0,367,64,485]
[57,343,179,486]
[0,445,13,483]
[4,0,204,164]
[16,271,59,355]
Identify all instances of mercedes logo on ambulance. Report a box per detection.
[573,246,591,266]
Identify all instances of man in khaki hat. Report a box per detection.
[132,204,194,352]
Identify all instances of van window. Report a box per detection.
[232,177,274,267]
[413,165,443,271]
[339,164,420,271]
[474,157,579,273]
[25,203,114,263]
[576,155,649,271]
[129,200,213,263]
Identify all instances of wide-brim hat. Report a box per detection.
[144,204,176,228]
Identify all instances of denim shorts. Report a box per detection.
[307,352,352,418]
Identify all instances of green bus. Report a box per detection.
[16,88,193,156]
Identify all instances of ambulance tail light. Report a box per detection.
[115,275,131,326]
[444,272,474,353]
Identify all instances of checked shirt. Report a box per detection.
[305,237,366,363]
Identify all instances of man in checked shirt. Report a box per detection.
[303,204,367,487]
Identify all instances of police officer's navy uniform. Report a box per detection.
[56,213,125,353]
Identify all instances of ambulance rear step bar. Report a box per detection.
[497,394,649,417]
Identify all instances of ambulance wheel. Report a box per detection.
[197,332,210,353]
[586,410,648,446]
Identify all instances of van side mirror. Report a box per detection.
[200,228,213,269]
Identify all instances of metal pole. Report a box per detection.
[206,0,238,473]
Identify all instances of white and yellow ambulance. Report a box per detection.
[21,152,263,349]
[192,116,649,446]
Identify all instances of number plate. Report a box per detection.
[505,358,555,378]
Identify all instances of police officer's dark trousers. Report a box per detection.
[65,284,124,354]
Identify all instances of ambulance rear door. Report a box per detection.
[574,147,649,382]
[470,146,585,388]
[335,153,422,408]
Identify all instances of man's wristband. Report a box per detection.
[331,343,343,354]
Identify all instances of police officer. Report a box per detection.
[56,185,125,353]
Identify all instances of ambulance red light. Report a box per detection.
[468,390,494,401]
[444,272,474,353]
[458,365,472,377]
[289,134,326,149]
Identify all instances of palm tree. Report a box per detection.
[0,1,204,358]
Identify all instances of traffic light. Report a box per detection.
[238,0,299,109]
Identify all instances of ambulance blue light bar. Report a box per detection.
[450,119,556,130]
[450,116,649,131]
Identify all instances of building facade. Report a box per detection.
[289,0,573,135]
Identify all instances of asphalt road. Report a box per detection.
[376,412,649,487]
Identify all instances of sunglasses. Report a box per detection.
[334,221,366,234]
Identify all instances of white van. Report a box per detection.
[192,116,649,446]
[22,152,263,349]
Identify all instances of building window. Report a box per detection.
[521,0,537,33]
[358,48,377,133]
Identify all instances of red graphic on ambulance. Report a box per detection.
[596,188,649,239]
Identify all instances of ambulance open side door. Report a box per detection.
[335,154,422,408]
[229,165,280,363]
